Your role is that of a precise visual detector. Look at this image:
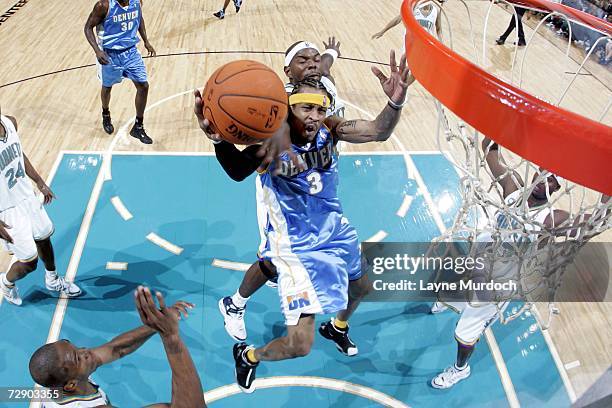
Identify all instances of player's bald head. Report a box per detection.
[29,342,70,387]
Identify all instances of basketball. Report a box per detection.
[202,60,288,145]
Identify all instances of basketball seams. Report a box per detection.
[214,66,275,85]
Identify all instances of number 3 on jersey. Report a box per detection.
[5,162,25,189]
[306,171,323,194]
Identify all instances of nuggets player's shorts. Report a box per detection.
[97,46,148,87]
[0,196,54,262]
[444,300,509,345]
[267,219,361,326]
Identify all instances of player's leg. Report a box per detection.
[219,259,274,341]
[101,87,114,134]
[319,225,365,356]
[431,302,507,388]
[496,7,519,45]
[233,314,315,393]
[123,47,152,144]
[25,195,81,297]
[0,207,38,306]
[97,51,123,134]
[214,0,232,19]
[515,8,527,45]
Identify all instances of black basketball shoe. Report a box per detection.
[213,9,225,19]
[234,0,242,12]
[102,112,114,134]
[233,343,258,393]
[129,122,153,144]
[319,319,358,356]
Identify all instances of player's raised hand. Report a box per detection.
[134,286,193,337]
[371,50,415,106]
[323,36,341,57]
[36,180,56,205]
[0,221,13,244]
[193,89,223,143]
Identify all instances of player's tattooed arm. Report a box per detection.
[327,50,413,144]
[326,104,401,144]
[84,0,110,64]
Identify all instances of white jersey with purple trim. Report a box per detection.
[42,379,110,408]
[0,115,36,212]
[414,2,439,37]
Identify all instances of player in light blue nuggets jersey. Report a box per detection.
[84,0,156,144]
[194,49,415,393]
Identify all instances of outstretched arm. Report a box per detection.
[481,137,522,198]
[135,287,205,408]
[546,194,611,236]
[320,36,340,82]
[372,15,402,39]
[325,50,414,144]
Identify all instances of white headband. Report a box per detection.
[284,41,320,66]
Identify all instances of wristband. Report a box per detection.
[322,49,339,63]
[211,139,223,145]
[387,97,407,110]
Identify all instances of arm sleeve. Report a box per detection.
[213,141,264,181]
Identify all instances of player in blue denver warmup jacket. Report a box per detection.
[195,49,414,394]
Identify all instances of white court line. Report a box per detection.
[564,360,581,371]
[396,195,414,218]
[0,152,65,309]
[212,258,251,272]
[30,152,105,408]
[146,232,184,255]
[441,150,521,407]
[532,306,578,401]
[205,376,410,407]
[106,262,128,271]
[364,230,388,242]
[111,196,133,220]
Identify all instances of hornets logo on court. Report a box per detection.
[287,292,311,311]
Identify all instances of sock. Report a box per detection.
[246,348,258,364]
[102,108,110,115]
[455,363,468,371]
[231,290,249,308]
[135,116,143,126]
[45,269,58,281]
[333,318,348,330]
[2,274,14,287]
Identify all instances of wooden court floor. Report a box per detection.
[0,0,610,401]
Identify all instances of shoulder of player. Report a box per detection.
[5,115,17,130]
[323,115,344,133]
[94,0,110,16]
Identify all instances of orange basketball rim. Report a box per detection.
[402,0,612,195]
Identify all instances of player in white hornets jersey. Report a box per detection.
[429,137,610,389]
[0,108,81,306]
[372,1,442,41]
[30,287,203,408]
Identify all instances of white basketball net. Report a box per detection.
[422,0,612,329]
